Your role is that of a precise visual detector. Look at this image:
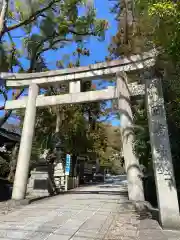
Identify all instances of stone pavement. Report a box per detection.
[0,182,179,240]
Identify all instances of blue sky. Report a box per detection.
[1,0,120,126]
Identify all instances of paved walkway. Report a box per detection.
[0,182,179,239]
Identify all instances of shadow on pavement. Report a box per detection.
[99,185,127,189]
[67,190,128,196]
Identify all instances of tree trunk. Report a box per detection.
[55,107,61,133]
[0,0,8,40]
[8,143,19,183]
[71,154,77,177]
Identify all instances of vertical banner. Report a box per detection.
[65,154,71,176]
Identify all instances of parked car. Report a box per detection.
[104,174,113,183]
[93,173,104,182]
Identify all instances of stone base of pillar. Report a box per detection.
[126,163,144,202]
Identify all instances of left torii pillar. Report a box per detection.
[12,83,39,200]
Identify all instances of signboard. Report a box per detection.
[65,154,71,175]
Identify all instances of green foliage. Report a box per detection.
[0,0,110,175]
[135,1,180,59]
[134,0,180,183]
[109,0,180,177]
[133,101,152,170]
[17,102,108,163]
[0,0,108,119]
[0,156,10,178]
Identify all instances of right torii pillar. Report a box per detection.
[117,72,145,202]
[145,78,180,229]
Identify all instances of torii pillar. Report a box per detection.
[117,72,144,201]
[145,78,180,229]
[12,84,39,200]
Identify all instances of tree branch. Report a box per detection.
[28,26,95,72]
[0,35,73,126]
[0,88,25,127]
[0,0,8,40]
[6,30,17,72]
[39,13,96,37]
[69,28,96,36]
[29,35,73,72]
[0,25,26,126]
[3,0,59,35]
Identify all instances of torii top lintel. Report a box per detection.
[1,49,158,88]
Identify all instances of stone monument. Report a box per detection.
[27,149,54,197]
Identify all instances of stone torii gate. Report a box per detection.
[1,50,180,229]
